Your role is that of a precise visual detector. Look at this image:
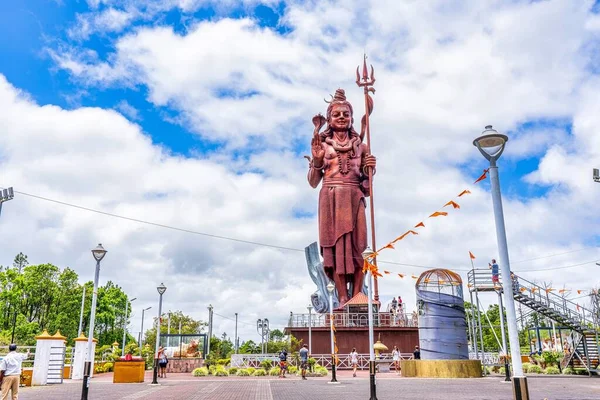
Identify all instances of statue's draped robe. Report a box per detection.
[308,134,370,283]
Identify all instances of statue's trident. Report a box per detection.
[356,54,379,302]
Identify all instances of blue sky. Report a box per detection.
[1,0,599,340]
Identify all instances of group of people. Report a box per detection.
[278,344,311,380]
[349,344,421,377]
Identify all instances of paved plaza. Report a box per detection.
[15,371,600,400]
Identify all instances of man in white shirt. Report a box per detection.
[0,344,29,400]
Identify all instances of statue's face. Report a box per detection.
[329,104,351,131]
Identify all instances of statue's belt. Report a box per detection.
[322,180,361,187]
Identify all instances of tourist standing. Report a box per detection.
[0,344,29,400]
[158,346,168,378]
[392,345,401,374]
[413,345,421,360]
[350,347,359,377]
[278,349,288,378]
[299,344,309,380]
[489,259,500,287]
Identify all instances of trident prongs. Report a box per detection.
[356,54,376,88]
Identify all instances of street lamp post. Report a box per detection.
[122,297,136,357]
[362,247,378,400]
[256,319,269,354]
[81,243,107,400]
[0,187,14,218]
[152,283,167,385]
[307,305,313,354]
[78,286,86,337]
[474,126,529,400]
[139,306,152,356]
[326,282,338,383]
[497,291,511,381]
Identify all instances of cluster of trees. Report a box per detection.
[465,302,531,352]
[0,253,130,347]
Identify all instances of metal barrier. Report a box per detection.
[289,312,418,328]
[230,353,413,370]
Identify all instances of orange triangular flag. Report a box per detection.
[383,243,395,250]
[398,273,405,278]
[424,278,430,283]
[520,287,527,292]
[429,211,448,217]
[531,287,538,293]
[577,290,583,295]
[458,189,471,197]
[411,275,418,279]
[414,222,425,228]
[474,169,489,183]
[384,270,391,275]
[469,251,476,260]
[545,288,555,293]
[559,289,569,294]
[444,200,460,209]
[393,231,410,243]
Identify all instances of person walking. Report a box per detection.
[158,346,168,378]
[392,345,401,375]
[299,344,309,380]
[0,344,29,400]
[350,347,359,377]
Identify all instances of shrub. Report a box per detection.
[574,368,589,375]
[246,367,256,375]
[94,364,103,374]
[214,368,229,376]
[253,368,267,376]
[236,369,251,376]
[522,363,532,373]
[192,367,208,377]
[544,366,560,375]
[228,367,238,375]
[288,365,298,374]
[307,358,316,369]
[498,367,505,375]
[314,366,328,376]
[269,367,281,376]
[260,359,273,371]
[527,365,542,374]
[541,351,562,368]
[103,362,114,372]
[562,367,575,375]
[208,365,217,375]
[217,358,231,366]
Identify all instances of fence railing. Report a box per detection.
[469,351,500,366]
[231,353,414,370]
[289,312,418,328]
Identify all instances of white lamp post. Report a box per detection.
[152,283,167,385]
[122,297,136,357]
[307,305,313,354]
[362,247,377,400]
[474,126,529,400]
[326,282,338,383]
[81,243,107,400]
[139,306,152,356]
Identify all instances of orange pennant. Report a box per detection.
[398,273,405,279]
[383,243,395,250]
[411,275,418,279]
[559,289,569,294]
[577,290,583,295]
[414,222,425,228]
[458,189,471,197]
[474,169,489,184]
[384,270,391,275]
[545,288,555,293]
[429,211,448,217]
[520,287,527,292]
[531,287,538,293]
[469,251,476,260]
[444,200,460,209]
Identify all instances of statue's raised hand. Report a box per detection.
[311,114,326,167]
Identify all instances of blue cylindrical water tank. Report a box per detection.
[416,269,469,360]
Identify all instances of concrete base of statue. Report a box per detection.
[401,359,482,378]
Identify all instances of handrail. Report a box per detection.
[289,312,418,328]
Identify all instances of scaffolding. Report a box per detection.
[467,268,599,375]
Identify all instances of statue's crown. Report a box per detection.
[333,88,346,102]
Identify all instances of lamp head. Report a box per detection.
[307,305,313,312]
[91,243,107,262]
[157,283,167,295]
[473,125,508,164]
[362,246,376,261]
[326,282,335,294]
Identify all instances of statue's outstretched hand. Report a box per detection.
[364,154,376,170]
[311,131,325,166]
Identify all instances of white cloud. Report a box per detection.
[4,0,600,341]
[115,100,141,121]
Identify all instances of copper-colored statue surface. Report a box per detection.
[307,88,376,306]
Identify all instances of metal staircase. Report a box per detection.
[468,269,599,375]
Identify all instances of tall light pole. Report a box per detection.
[78,286,86,337]
[81,243,107,400]
[234,313,238,354]
[122,297,136,357]
[167,312,171,348]
[363,247,377,400]
[307,305,313,353]
[256,319,269,354]
[207,305,213,355]
[0,187,14,218]
[474,126,529,400]
[152,283,167,385]
[497,291,510,381]
[139,306,152,356]
[326,282,338,383]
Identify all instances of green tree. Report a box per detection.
[143,311,206,348]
